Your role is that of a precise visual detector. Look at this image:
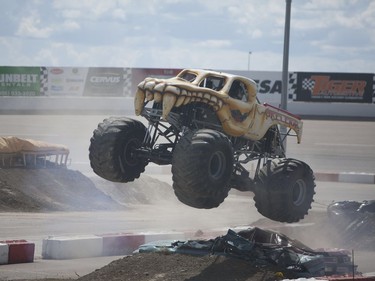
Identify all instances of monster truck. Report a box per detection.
[89,69,315,223]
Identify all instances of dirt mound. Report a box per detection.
[11,252,290,281]
[0,168,174,212]
[0,168,119,211]
[77,252,289,281]
[92,175,175,205]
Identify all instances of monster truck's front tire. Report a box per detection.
[172,129,234,209]
[89,117,149,183]
[254,158,315,223]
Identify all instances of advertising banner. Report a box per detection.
[131,68,182,95]
[47,67,88,96]
[294,72,374,103]
[83,67,131,97]
[0,67,42,96]
[219,70,283,105]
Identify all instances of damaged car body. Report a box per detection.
[136,227,359,278]
[327,200,375,250]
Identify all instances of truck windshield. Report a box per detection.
[199,76,225,91]
[178,71,197,82]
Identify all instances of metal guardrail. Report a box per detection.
[0,150,69,168]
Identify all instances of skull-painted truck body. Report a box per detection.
[89,69,315,223]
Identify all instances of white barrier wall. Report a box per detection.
[0,243,8,264]
[2,96,375,118]
[0,96,135,114]
[42,235,103,259]
[1,67,374,118]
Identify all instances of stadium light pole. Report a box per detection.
[247,51,252,71]
[281,0,291,111]
[281,0,292,150]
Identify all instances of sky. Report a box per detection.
[0,0,374,73]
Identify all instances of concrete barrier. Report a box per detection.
[287,101,375,119]
[0,96,135,114]
[338,172,375,184]
[0,240,35,264]
[42,235,103,259]
[142,231,186,244]
[41,231,212,260]
[98,233,146,256]
[146,165,375,185]
[314,172,375,184]
[1,96,375,119]
[0,243,9,265]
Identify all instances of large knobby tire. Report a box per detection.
[89,117,149,183]
[254,158,316,223]
[172,129,234,209]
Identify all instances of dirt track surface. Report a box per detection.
[12,253,290,281]
[0,167,287,281]
[1,167,373,281]
[77,252,291,281]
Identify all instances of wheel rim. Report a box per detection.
[292,179,307,206]
[122,138,139,166]
[209,151,226,180]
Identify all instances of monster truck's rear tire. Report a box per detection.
[254,158,315,223]
[89,117,149,183]
[172,129,233,209]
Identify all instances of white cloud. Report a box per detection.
[0,0,373,72]
[228,1,285,32]
[112,8,126,20]
[194,40,232,48]
[61,9,82,19]
[293,0,373,30]
[61,20,80,31]
[16,10,53,38]
[251,29,262,39]
[52,0,121,21]
[362,1,375,26]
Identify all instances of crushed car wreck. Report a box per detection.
[136,227,359,278]
[327,200,375,250]
[89,69,316,223]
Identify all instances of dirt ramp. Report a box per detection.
[0,168,175,212]
[91,175,175,205]
[0,168,121,211]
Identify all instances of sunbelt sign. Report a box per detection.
[0,67,41,96]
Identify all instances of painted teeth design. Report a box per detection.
[154,92,162,103]
[134,89,145,115]
[153,83,166,93]
[162,92,177,120]
[175,96,185,107]
[146,90,153,101]
[203,93,211,100]
[135,80,224,119]
[183,96,191,105]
